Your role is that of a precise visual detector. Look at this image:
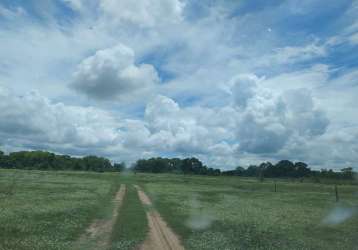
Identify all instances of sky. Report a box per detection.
[0,0,357,170]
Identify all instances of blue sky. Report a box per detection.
[0,0,357,169]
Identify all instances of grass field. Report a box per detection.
[0,169,357,249]
[0,169,120,250]
[139,174,358,249]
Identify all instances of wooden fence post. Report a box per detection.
[335,184,339,202]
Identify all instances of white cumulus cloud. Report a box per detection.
[0,86,121,152]
[71,44,160,101]
[230,74,329,154]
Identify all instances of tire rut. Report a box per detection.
[134,185,184,250]
[74,184,126,250]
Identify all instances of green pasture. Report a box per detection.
[0,169,357,249]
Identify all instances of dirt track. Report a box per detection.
[74,184,126,250]
[135,185,185,250]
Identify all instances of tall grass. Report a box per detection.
[0,169,120,250]
[110,184,148,250]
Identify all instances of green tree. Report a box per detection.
[235,166,245,176]
[294,162,310,177]
[114,162,126,172]
[341,167,354,180]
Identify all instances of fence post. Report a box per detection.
[335,184,339,202]
[274,180,277,193]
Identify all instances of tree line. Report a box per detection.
[133,157,355,180]
[222,160,355,180]
[133,157,221,175]
[0,149,355,179]
[0,150,125,172]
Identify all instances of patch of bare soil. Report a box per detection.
[74,184,126,250]
[134,185,152,206]
[135,185,185,250]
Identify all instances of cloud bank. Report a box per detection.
[0,0,357,169]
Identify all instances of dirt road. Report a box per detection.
[74,184,126,250]
[135,185,185,250]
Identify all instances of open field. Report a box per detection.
[0,169,121,250]
[1,169,358,249]
[139,174,358,249]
